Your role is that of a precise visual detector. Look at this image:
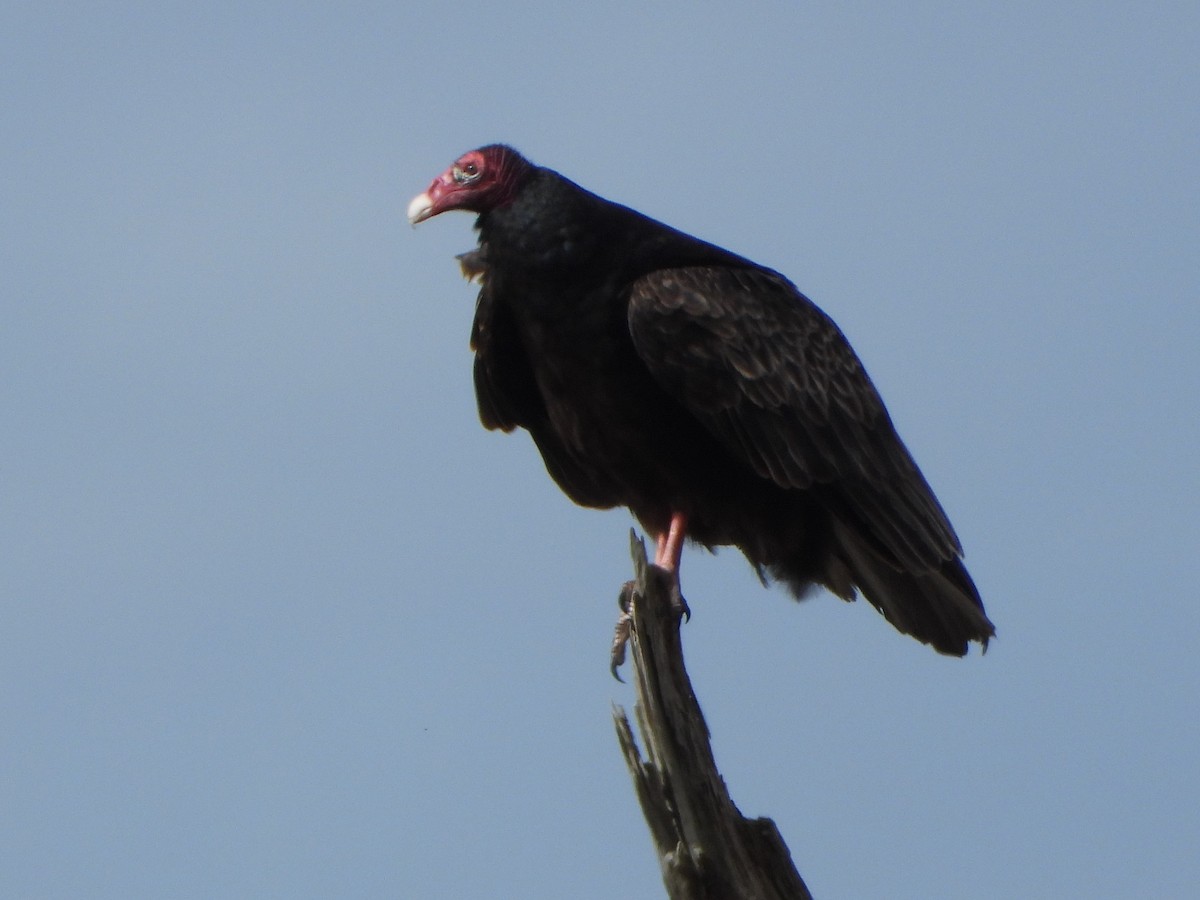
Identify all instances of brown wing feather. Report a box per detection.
[467,252,617,509]
[627,265,961,573]
[470,284,529,432]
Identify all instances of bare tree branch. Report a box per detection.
[613,531,814,900]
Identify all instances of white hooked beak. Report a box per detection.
[407,191,434,225]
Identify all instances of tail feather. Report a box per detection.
[765,518,994,656]
[830,519,994,656]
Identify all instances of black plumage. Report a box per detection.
[409,145,994,655]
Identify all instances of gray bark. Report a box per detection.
[613,531,814,900]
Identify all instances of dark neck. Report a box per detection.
[479,168,755,279]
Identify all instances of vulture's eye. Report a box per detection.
[453,162,481,184]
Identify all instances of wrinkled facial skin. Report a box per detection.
[408,145,528,224]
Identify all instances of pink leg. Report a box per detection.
[654,512,688,571]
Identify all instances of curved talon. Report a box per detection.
[611,581,637,680]
[610,611,632,681]
[648,564,691,622]
[617,580,635,614]
[673,585,691,623]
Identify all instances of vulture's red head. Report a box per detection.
[407,145,532,225]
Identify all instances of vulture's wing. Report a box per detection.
[465,251,537,434]
[627,266,962,573]
[467,251,615,508]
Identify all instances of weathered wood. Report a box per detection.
[613,531,814,900]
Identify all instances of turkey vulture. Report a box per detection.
[408,145,994,656]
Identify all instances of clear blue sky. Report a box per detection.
[3,3,1197,898]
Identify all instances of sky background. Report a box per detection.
[2,3,1198,898]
